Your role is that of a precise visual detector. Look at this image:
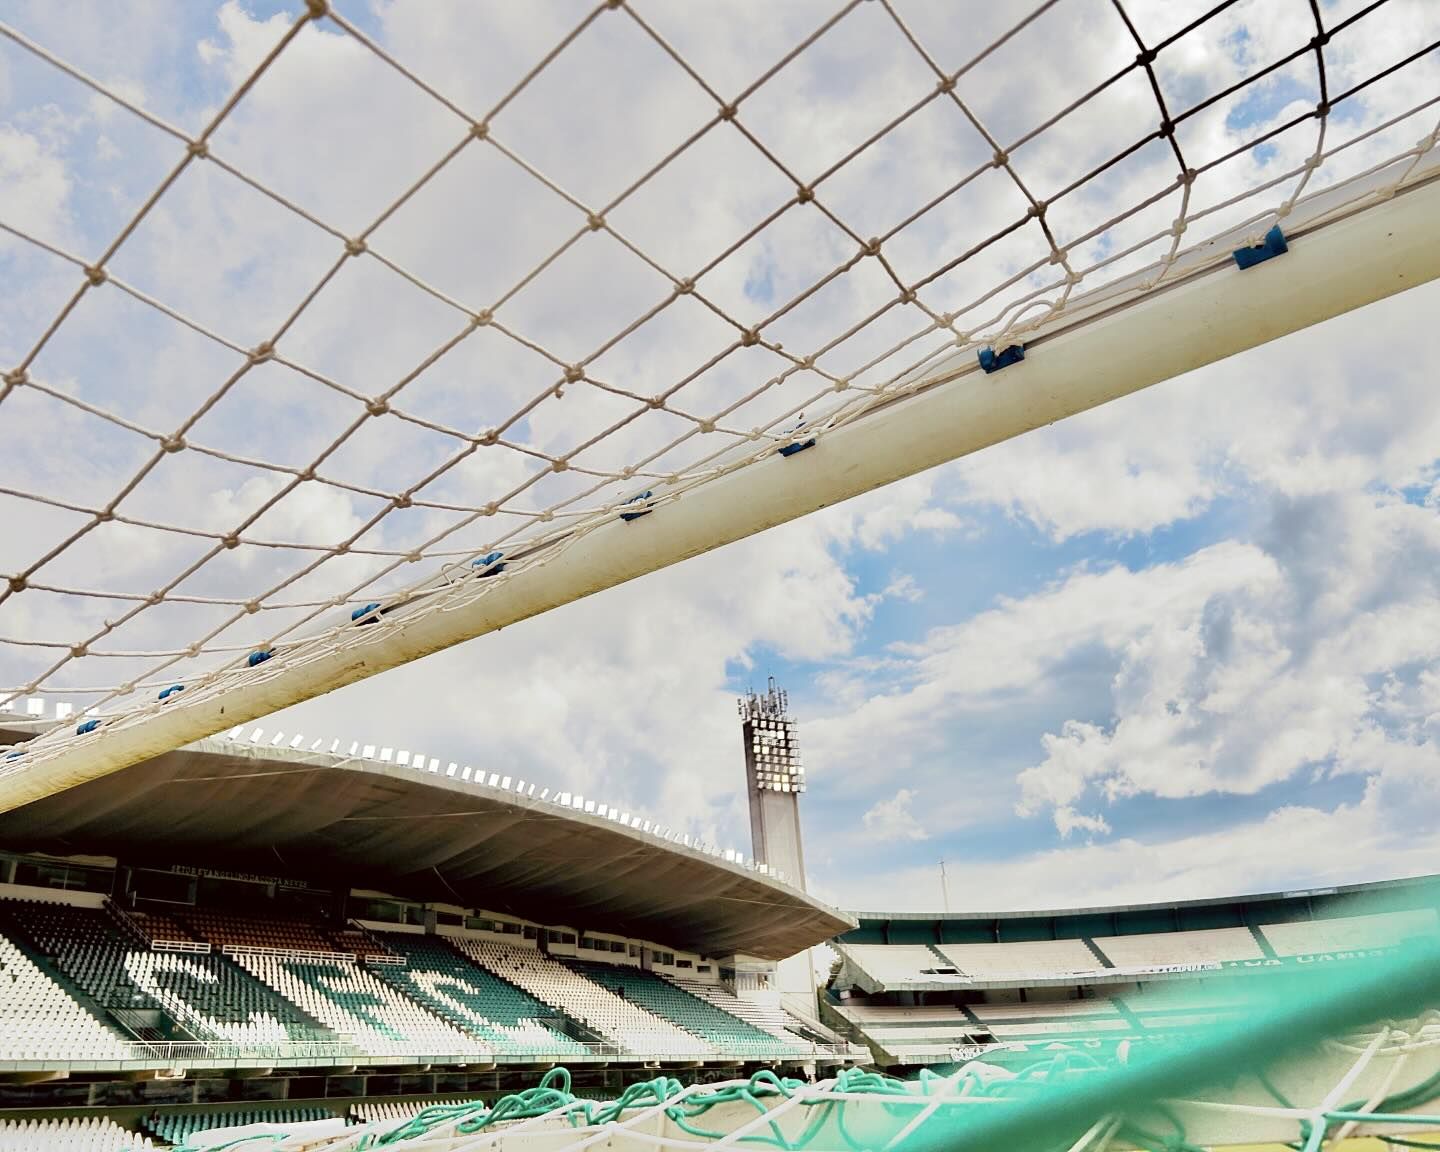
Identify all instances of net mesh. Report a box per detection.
[1,0,1438,768]
[148,940,1440,1151]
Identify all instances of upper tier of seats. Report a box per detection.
[373,933,588,1055]
[232,953,489,1058]
[1259,909,1437,956]
[0,932,131,1062]
[840,944,951,986]
[1,900,330,1045]
[1090,928,1263,967]
[451,937,713,1056]
[565,957,802,1055]
[663,974,799,1042]
[935,939,1101,977]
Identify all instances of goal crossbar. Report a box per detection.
[2,153,1439,813]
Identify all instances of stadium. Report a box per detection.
[2,0,1440,1148]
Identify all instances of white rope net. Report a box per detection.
[1,0,1438,773]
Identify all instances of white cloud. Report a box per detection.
[861,788,928,842]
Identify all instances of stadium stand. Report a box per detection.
[230,953,490,1057]
[0,932,131,1062]
[836,944,952,985]
[372,932,590,1056]
[663,974,800,1042]
[829,1003,981,1063]
[451,937,714,1056]
[1258,909,1438,956]
[142,1106,336,1146]
[966,999,1132,1041]
[0,1117,151,1151]
[935,939,1102,978]
[178,909,389,958]
[349,1097,479,1126]
[564,957,803,1057]
[1088,928,1264,968]
[0,899,334,1045]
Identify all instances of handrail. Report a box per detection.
[154,938,211,954]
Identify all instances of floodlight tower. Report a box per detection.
[738,678,815,1012]
[739,677,808,889]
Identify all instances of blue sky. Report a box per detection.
[2,0,1440,915]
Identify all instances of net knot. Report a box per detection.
[586,212,605,231]
[365,397,389,416]
[469,121,490,140]
[84,265,108,287]
[1135,47,1157,66]
[898,287,916,303]
[305,0,328,18]
[70,644,87,658]
[3,368,27,388]
[161,434,186,454]
[95,509,115,522]
[992,149,1009,168]
[221,534,240,550]
[249,342,275,364]
[345,237,367,257]
[936,75,956,94]
[740,327,761,346]
[244,600,260,614]
[718,103,738,122]
[564,365,584,384]
[552,458,569,472]
[482,502,499,516]
[480,429,499,446]
[9,573,28,592]
[393,493,412,508]
[674,278,695,296]
[796,185,815,204]
[862,237,882,256]
[648,396,664,409]
[186,140,210,159]
[471,308,493,327]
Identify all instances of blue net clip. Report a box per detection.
[351,602,382,625]
[1232,224,1288,270]
[247,649,274,667]
[76,718,102,735]
[158,684,184,700]
[978,344,1025,374]
[620,491,654,522]
[472,550,506,576]
[4,750,24,760]
[778,419,816,458]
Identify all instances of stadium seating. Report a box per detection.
[0,933,131,1062]
[350,1098,479,1125]
[0,1117,151,1151]
[451,937,713,1056]
[832,1002,980,1061]
[663,974,801,1042]
[935,939,1102,978]
[565,958,800,1056]
[179,910,356,956]
[1258,909,1438,956]
[372,933,589,1056]
[1088,928,1263,967]
[1,901,332,1045]
[839,944,952,985]
[966,998,1132,1041]
[232,953,490,1057]
[142,1106,334,1146]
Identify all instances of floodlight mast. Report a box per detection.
[3,159,1440,814]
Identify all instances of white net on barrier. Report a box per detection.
[1,0,1438,775]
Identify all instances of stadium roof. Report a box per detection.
[843,871,1440,930]
[0,719,851,959]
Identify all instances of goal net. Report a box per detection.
[148,934,1440,1151]
[1,0,1438,803]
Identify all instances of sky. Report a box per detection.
[2,0,1440,918]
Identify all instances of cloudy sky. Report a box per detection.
[2,0,1439,917]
